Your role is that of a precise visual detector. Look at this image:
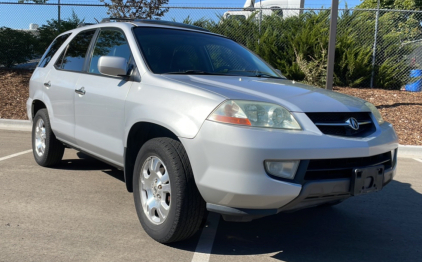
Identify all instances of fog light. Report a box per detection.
[264,160,300,179]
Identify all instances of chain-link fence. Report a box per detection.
[1,1,422,89]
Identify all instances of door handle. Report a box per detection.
[44,81,51,88]
[75,87,86,95]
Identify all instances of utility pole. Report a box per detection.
[300,0,305,15]
[370,0,381,88]
[325,0,339,90]
[58,0,61,32]
[258,0,262,44]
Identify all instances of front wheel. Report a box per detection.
[133,138,206,243]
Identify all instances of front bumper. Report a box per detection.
[206,166,395,222]
[180,114,398,216]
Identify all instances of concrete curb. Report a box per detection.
[0,118,421,158]
[398,145,422,159]
[0,119,32,132]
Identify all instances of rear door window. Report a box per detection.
[38,33,71,68]
[55,30,96,72]
[89,29,132,75]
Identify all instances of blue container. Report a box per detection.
[405,69,422,92]
[410,69,422,78]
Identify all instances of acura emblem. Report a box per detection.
[346,117,359,130]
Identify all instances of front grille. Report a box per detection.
[304,152,392,180]
[306,112,375,137]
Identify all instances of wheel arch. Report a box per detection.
[124,121,182,192]
[31,99,47,119]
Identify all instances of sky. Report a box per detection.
[0,0,363,29]
[169,0,362,8]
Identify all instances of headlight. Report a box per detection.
[208,100,301,130]
[365,102,384,125]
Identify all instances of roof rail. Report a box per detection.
[100,18,209,32]
[77,23,95,28]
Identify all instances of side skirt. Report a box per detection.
[59,141,124,171]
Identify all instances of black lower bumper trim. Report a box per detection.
[207,167,395,222]
[206,203,277,222]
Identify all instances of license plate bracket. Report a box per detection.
[351,165,384,196]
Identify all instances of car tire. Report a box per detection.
[133,137,206,243]
[32,109,65,167]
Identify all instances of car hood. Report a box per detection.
[162,75,370,113]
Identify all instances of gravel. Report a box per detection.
[0,69,31,120]
[336,87,422,146]
[1,69,421,145]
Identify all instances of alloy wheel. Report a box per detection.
[139,156,171,225]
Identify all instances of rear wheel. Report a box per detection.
[32,109,64,167]
[133,137,206,243]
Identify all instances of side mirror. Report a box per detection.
[98,56,128,77]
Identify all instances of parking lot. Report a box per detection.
[1,129,421,262]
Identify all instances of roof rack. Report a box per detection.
[77,23,95,28]
[100,18,210,32]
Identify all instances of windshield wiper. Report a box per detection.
[254,73,283,79]
[165,70,224,75]
[226,70,286,79]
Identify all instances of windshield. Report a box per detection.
[133,27,284,78]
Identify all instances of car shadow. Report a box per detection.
[208,179,422,261]
[52,151,125,182]
[377,102,422,109]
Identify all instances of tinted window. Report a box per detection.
[89,29,132,74]
[205,44,250,71]
[134,27,281,78]
[55,30,96,72]
[38,33,70,68]
[169,45,202,72]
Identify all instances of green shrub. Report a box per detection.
[334,32,373,87]
[0,27,37,68]
[170,7,422,89]
[35,11,84,56]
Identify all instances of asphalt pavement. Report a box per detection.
[0,129,421,262]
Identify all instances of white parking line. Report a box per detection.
[191,212,220,262]
[0,150,32,162]
[414,158,422,164]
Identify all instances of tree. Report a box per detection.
[358,0,422,10]
[0,27,37,68]
[35,11,83,55]
[99,0,169,19]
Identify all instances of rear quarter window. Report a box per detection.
[38,33,71,68]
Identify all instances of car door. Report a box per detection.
[74,28,135,166]
[44,29,96,145]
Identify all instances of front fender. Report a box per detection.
[124,79,225,145]
[124,105,198,144]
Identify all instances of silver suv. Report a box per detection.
[27,19,399,243]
